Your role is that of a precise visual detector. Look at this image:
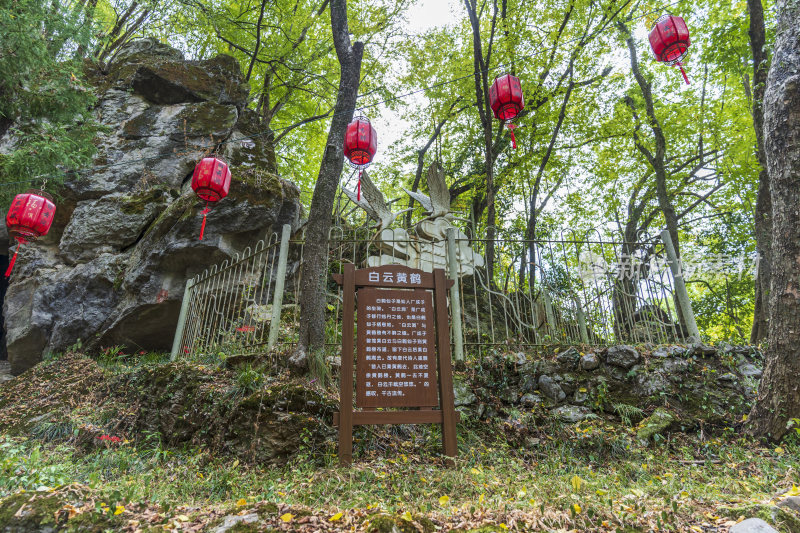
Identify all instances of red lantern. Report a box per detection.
[191,156,231,241]
[4,190,56,278]
[649,14,691,84]
[490,74,525,149]
[343,115,377,201]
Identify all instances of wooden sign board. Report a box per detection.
[333,264,458,465]
[357,288,437,408]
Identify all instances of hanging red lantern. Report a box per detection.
[343,115,377,201]
[5,190,56,278]
[490,73,525,149]
[649,14,691,85]
[191,156,231,241]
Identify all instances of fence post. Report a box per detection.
[170,280,194,361]
[268,224,292,350]
[446,227,465,362]
[575,297,590,344]
[660,229,700,341]
[541,280,557,339]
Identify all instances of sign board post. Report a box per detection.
[333,264,458,465]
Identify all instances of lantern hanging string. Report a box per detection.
[199,202,211,241]
[507,123,518,149]
[0,0,683,193]
[5,239,23,278]
[677,61,689,84]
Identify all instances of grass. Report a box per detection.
[1,422,798,531]
[1,348,799,531]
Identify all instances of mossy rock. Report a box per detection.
[175,101,239,140]
[636,407,678,443]
[365,514,421,533]
[448,525,508,533]
[226,522,262,533]
[254,501,280,518]
[0,485,120,532]
[119,187,171,215]
[720,503,800,533]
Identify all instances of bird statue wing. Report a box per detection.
[359,170,394,231]
[342,185,378,221]
[426,162,451,219]
[402,187,433,213]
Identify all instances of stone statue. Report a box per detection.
[345,163,484,276]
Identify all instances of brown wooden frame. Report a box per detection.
[333,264,459,465]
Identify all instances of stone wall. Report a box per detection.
[454,342,763,441]
[1,39,303,375]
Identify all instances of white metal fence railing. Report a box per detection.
[171,223,699,361]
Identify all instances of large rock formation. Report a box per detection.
[2,39,303,375]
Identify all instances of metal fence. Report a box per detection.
[172,223,698,361]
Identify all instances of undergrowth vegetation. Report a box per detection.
[1,426,799,531]
[1,349,799,531]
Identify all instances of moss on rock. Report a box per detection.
[0,485,121,532]
[720,504,800,533]
[636,407,678,443]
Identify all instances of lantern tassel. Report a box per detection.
[199,204,210,241]
[357,170,362,201]
[677,62,690,85]
[507,123,518,150]
[5,241,22,278]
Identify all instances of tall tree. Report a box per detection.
[463,0,499,282]
[748,0,772,344]
[746,0,800,440]
[618,21,682,259]
[292,0,363,367]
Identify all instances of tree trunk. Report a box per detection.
[748,0,772,344]
[293,0,363,368]
[746,0,800,440]
[620,22,687,329]
[464,0,498,283]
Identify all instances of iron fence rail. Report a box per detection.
[172,223,695,361]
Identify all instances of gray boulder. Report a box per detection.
[605,345,641,369]
[3,40,302,375]
[556,347,581,369]
[520,393,542,408]
[538,375,566,402]
[777,496,800,513]
[633,371,670,396]
[652,345,685,358]
[738,362,763,379]
[552,405,592,423]
[729,518,778,533]
[212,513,260,533]
[580,352,600,370]
[453,377,477,406]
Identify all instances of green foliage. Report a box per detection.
[0,0,101,201]
[612,403,645,427]
[233,364,266,396]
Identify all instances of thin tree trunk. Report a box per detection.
[748,0,772,344]
[620,21,687,331]
[464,0,498,283]
[746,0,800,441]
[292,0,363,369]
[245,0,268,82]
